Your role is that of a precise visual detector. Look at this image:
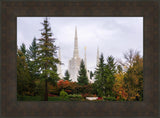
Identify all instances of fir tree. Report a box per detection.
[36,17,60,101]
[94,54,116,97]
[20,43,27,55]
[29,37,38,61]
[77,60,88,85]
[105,56,116,96]
[28,37,39,79]
[117,65,123,73]
[63,70,71,81]
[20,43,30,64]
[94,54,106,96]
[90,71,94,79]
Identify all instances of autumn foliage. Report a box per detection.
[113,72,128,100]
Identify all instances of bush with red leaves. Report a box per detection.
[48,94,58,97]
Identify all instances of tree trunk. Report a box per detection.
[44,79,48,101]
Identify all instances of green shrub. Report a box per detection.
[60,89,68,99]
[17,95,24,101]
[49,87,59,95]
[68,94,83,101]
[103,96,116,101]
[119,98,126,101]
[68,94,82,98]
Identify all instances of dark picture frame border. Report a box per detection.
[0,0,159,117]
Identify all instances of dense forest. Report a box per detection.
[17,18,143,101]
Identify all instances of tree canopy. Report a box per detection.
[36,17,60,101]
[77,60,88,85]
[63,70,71,81]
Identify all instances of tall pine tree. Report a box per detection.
[29,37,38,61]
[77,60,88,85]
[20,43,27,55]
[28,37,39,79]
[105,56,116,96]
[20,43,30,63]
[63,70,71,81]
[94,54,116,97]
[36,17,59,101]
[94,54,106,96]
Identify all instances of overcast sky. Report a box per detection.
[17,17,143,76]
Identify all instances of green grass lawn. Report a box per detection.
[17,96,69,101]
[17,95,119,101]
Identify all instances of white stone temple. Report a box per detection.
[57,48,63,79]
[68,27,82,82]
[57,27,100,83]
[84,47,95,83]
[68,27,96,83]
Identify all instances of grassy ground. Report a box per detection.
[17,96,68,101]
[17,95,119,101]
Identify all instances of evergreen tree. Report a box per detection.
[90,71,94,79]
[117,65,123,73]
[63,70,71,81]
[94,54,116,97]
[28,37,39,79]
[29,37,38,61]
[94,54,107,96]
[77,60,88,85]
[20,43,30,63]
[105,56,116,96]
[20,43,27,55]
[36,17,60,101]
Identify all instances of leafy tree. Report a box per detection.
[57,80,79,94]
[123,49,139,69]
[60,89,68,100]
[17,49,36,99]
[36,17,60,101]
[17,49,28,97]
[63,70,71,81]
[113,72,128,100]
[133,53,143,101]
[77,60,88,85]
[123,49,143,101]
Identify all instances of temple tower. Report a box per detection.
[84,46,94,83]
[73,26,79,58]
[96,47,100,66]
[68,27,81,82]
[57,48,63,79]
[84,46,87,69]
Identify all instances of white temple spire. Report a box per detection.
[68,27,81,82]
[96,46,99,66]
[73,26,79,58]
[57,48,63,79]
[68,27,95,83]
[84,46,87,70]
